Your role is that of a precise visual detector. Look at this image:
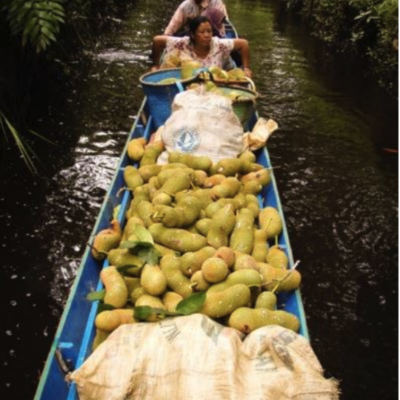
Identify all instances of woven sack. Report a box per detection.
[69,314,340,400]
[157,89,245,164]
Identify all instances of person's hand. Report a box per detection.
[243,67,252,79]
[150,65,160,72]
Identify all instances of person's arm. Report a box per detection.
[164,8,185,35]
[151,35,169,70]
[233,38,252,78]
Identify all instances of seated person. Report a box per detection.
[152,16,252,78]
[202,7,226,38]
[164,0,228,37]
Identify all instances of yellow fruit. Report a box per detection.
[140,264,167,296]
[200,284,251,318]
[258,206,283,239]
[95,309,136,332]
[201,257,229,283]
[228,307,300,333]
[91,220,122,261]
[127,137,147,161]
[100,266,128,308]
[149,223,207,253]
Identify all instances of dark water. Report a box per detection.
[1,0,397,399]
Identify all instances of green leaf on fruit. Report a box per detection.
[138,247,161,265]
[175,292,206,315]
[134,306,177,320]
[134,224,154,244]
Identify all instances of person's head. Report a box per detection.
[188,16,213,45]
[201,8,226,37]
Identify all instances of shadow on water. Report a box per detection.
[0,0,397,399]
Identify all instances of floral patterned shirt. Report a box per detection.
[163,36,235,70]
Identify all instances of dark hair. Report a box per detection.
[188,16,212,36]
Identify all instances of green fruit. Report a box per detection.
[95,309,135,332]
[127,137,147,162]
[139,141,164,167]
[190,271,210,292]
[91,220,122,261]
[149,223,207,253]
[239,180,263,195]
[233,252,259,271]
[207,203,236,248]
[255,291,277,310]
[258,207,283,239]
[136,200,154,228]
[123,277,141,294]
[201,257,229,283]
[123,165,144,190]
[205,201,223,219]
[140,264,167,296]
[229,208,255,254]
[214,246,236,269]
[207,268,263,294]
[245,194,260,219]
[154,195,202,228]
[251,229,269,262]
[158,169,193,195]
[258,263,302,293]
[152,192,173,206]
[195,218,212,236]
[130,286,147,304]
[107,249,143,276]
[158,77,178,84]
[266,245,289,269]
[135,294,166,322]
[160,254,193,298]
[200,284,251,318]
[100,266,128,308]
[210,177,241,200]
[228,307,300,333]
[122,216,145,241]
[213,158,242,177]
[162,291,183,312]
[180,246,216,276]
[239,150,256,164]
[138,164,162,182]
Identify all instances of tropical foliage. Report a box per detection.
[4,0,66,53]
[0,0,127,173]
[281,0,398,96]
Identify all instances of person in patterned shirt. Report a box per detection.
[152,16,252,78]
[164,0,228,36]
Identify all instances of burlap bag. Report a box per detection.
[69,314,339,400]
[156,90,245,164]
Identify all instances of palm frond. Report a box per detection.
[6,0,66,53]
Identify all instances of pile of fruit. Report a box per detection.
[89,138,302,350]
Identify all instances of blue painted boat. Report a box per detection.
[34,23,308,400]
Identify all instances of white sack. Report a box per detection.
[157,90,245,164]
[69,314,339,400]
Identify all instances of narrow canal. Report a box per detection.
[1,0,397,399]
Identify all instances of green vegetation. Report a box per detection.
[4,0,66,53]
[0,0,131,172]
[281,0,398,96]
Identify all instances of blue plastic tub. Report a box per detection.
[139,68,197,129]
